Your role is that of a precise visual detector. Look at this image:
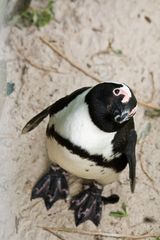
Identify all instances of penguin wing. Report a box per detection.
[22,87,89,134]
[124,129,137,193]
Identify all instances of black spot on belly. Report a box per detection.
[85,169,89,172]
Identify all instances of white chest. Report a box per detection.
[48,92,117,160]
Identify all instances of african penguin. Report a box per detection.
[22,82,137,226]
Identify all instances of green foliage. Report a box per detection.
[109,203,128,218]
[113,49,123,55]
[11,0,54,28]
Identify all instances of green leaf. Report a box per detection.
[109,203,128,218]
[48,0,54,13]
[114,49,123,55]
[109,211,127,218]
[10,0,54,28]
[33,12,38,25]
[36,9,53,27]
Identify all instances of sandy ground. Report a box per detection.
[0,0,160,239]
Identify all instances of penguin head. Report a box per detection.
[86,82,137,132]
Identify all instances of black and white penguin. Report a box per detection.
[22,82,137,226]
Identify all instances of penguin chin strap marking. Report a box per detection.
[31,165,69,209]
[70,182,119,226]
[114,111,130,124]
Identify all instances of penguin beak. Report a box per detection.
[114,105,137,124]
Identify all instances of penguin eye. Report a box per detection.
[113,88,120,96]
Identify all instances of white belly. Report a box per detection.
[46,137,119,185]
[48,91,119,161]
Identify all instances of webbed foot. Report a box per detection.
[70,183,119,226]
[70,183,102,226]
[31,165,69,209]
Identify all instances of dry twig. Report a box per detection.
[91,39,114,59]
[49,232,66,240]
[40,226,160,239]
[138,123,159,194]
[91,39,123,60]
[147,72,155,103]
[39,36,160,112]
[138,101,160,111]
[139,71,156,108]
[139,141,154,183]
[15,46,59,73]
[139,140,159,194]
[39,36,102,83]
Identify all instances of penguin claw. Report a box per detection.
[70,184,103,226]
[31,165,68,209]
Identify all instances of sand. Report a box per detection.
[0,0,160,239]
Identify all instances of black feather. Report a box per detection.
[22,87,89,134]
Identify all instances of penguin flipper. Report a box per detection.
[22,87,89,134]
[22,105,51,134]
[125,129,137,193]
